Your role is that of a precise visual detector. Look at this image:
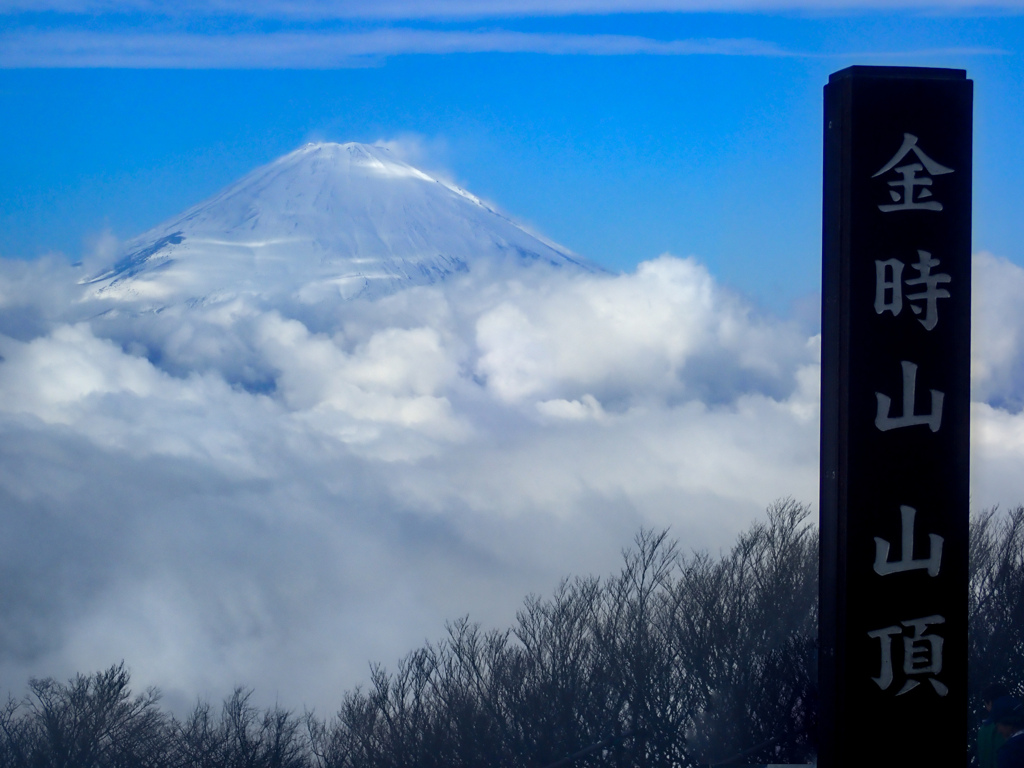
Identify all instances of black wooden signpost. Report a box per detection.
[819,66,973,766]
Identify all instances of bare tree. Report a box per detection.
[11,662,169,768]
[666,498,816,766]
[969,505,1024,698]
[0,694,34,768]
[171,687,309,768]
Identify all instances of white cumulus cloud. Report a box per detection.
[0,250,1019,714]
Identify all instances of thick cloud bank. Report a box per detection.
[0,251,1019,713]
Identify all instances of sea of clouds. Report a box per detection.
[0,249,1022,714]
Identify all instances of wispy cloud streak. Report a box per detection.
[1,27,1004,68]
[0,29,793,68]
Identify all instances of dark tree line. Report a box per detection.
[2,500,1022,768]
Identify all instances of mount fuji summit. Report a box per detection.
[85,142,595,305]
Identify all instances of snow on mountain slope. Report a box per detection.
[84,142,595,305]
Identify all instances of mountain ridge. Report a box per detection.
[84,142,596,305]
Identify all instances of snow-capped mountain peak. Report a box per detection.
[85,142,595,304]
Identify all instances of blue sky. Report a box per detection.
[3,2,1024,313]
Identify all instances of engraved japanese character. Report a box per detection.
[874,250,951,331]
[873,133,954,212]
[874,504,943,577]
[875,361,944,432]
[868,615,948,696]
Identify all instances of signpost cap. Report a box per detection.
[829,65,968,83]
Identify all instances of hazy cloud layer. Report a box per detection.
[0,251,1020,713]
